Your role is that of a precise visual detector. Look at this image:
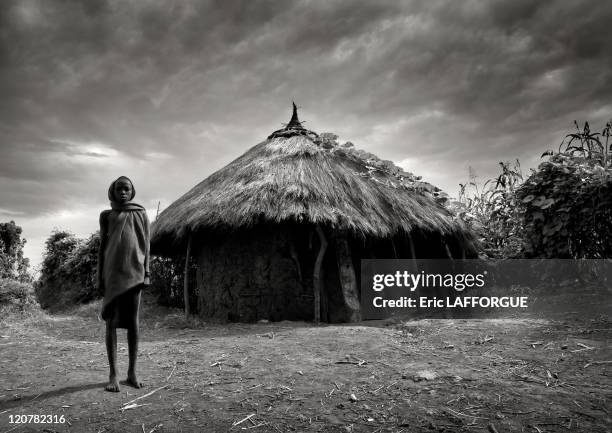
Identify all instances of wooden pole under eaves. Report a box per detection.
[313,226,327,323]
[444,241,454,259]
[334,234,361,322]
[407,232,418,270]
[183,232,192,319]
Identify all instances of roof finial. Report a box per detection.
[267,102,318,139]
[287,101,302,128]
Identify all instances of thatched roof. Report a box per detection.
[152,106,471,254]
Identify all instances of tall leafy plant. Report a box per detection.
[454,160,525,258]
[518,120,612,258]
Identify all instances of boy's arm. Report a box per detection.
[143,211,151,286]
[97,211,109,293]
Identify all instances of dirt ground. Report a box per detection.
[0,298,610,433]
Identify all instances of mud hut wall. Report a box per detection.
[192,223,468,322]
[195,224,315,322]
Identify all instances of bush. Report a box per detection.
[0,278,38,310]
[518,155,612,258]
[61,232,101,301]
[453,120,612,259]
[452,161,525,258]
[35,230,100,310]
[0,221,30,282]
[518,121,612,258]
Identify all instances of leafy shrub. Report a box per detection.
[0,278,37,309]
[452,161,525,258]
[61,232,101,301]
[0,221,30,282]
[35,230,100,310]
[454,120,612,259]
[518,122,612,258]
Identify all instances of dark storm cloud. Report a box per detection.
[1,0,611,266]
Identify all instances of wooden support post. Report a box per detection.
[442,238,455,319]
[407,232,418,270]
[183,233,192,319]
[334,234,361,322]
[313,226,327,323]
[390,238,398,259]
[444,241,454,259]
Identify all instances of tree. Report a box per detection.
[0,221,30,281]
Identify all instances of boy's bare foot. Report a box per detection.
[105,377,120,392]
[124,372,143,389]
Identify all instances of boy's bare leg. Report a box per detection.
[105,323,120,392]
[126,324,143,388]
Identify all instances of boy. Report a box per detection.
[98,176,150,392]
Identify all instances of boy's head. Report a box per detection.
[108,176,135,203]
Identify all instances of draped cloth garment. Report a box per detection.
[98,202,150,325]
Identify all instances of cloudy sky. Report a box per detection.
[1,0,611,270]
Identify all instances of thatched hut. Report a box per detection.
[151,104,477,323]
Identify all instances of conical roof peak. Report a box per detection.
[268,103,318,139]
[286,102,302,128]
